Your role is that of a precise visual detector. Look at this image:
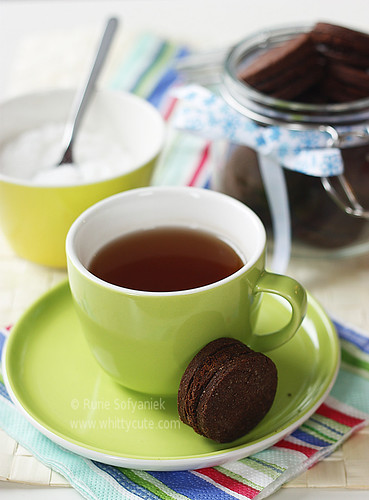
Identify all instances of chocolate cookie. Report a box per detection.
[238,22,369,104]
[239,33,324,100]
[320,63,369,102]
[221,146,366,248]
[177,338,278,443]
[225,22,369,250]
[312,22,369,68]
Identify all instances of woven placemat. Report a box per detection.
[0,429,69,486]
[1,426,369,488]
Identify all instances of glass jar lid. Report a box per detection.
[222,24,369,126]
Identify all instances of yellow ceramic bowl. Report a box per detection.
[0,89,165,267]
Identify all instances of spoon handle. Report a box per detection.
[59,17,119,165]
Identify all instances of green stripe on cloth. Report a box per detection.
[132,41,179,97]
[110,33,162,91]
[309,413,350,437]
[301,422,338,444]
[341,347,369,379]
[119,469,189,500]
[151,131,210,186]
[216,464,263,491]
[341,339,369,365]
[118,469,173,500]
[240,456,286,480]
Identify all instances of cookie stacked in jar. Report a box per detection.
[214,22,369,257]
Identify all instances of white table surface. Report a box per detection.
[1,1,369,499]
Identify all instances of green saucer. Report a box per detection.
[2,280,339,470]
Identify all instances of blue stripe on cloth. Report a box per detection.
[147,67,179,108]
[309,416,344,436]
[92,462,161,500]
[291,429,332,448]
[147,47,190,108]
[0,382,11,402]
[148,470,237,500]
[246,456,285,474]
[333,320,369,355]
[0,330,6,359]
[203,178,211,190]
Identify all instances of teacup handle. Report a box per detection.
[249,271,307,352]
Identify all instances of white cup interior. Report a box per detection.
[66,186,266,289]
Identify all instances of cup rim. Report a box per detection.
[0,88,166,188]
[66,186,267,296]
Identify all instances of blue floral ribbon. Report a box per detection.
[172,85,345,177]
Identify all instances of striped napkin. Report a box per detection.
[1,322,369,499]
[108,32,213,189]
[1,33,369,499]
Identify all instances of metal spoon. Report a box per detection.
[58,17,119,166]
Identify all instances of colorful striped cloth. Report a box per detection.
[108,31,213,190]
[1,322,369,499]
[1,33,369,499]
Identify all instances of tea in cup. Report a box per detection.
[66,186,307,395]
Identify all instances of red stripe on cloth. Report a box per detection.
[162,96,178,121]
[274,439,317,458]
[316,403,365,428]
[197,467,260,499]
[187,142,211,187]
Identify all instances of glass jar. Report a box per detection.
[212,24,369,258]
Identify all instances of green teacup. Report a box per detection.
[66,186,307,395]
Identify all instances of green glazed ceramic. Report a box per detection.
[3,280,339,471]
[66,186,307,394]
[0,89,165,268]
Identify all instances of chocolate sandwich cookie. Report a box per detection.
[321,63,369,102]
[177,337,278,443]
[238,22,369,104]
[321,77,368,103]
[269,64,324,100]
[239,33,324,100]
[312,22,369,68]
